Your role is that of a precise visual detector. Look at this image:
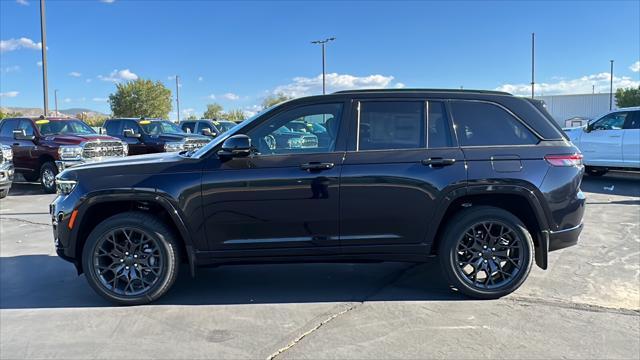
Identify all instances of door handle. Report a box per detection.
[421,157,456,167]
[300,162,335,171]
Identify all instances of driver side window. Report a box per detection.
[247,103,343,155]
[593,112,627,130]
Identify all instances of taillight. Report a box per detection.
[544,153,583,167]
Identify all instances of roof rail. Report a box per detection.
[332,88,512,96]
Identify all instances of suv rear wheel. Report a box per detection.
[82,212,180,305]
[439,206,533,299]
[40,162,57,193]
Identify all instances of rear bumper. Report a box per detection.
[549,223,583,251]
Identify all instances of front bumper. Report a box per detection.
[0,163,15,192]
[49,191,82,269]
[549,223,583,251]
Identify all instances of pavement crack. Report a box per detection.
[266,263,419,360]
[0,217,49,227]
[509,295,640,316]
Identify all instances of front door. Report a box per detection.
[339,99,465,251]
[581,112,626,167]
[200,102,347,256]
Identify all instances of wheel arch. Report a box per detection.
[429,184,551,269]
[71,190,196,275]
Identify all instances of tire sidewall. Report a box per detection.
[40,162,58,193]
[82,214,178,305]
[441,207,534,299]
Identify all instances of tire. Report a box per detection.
[586,166,607,177]
[22,172,39,182]
[439,206,534,299]
[82,212,181,305]
[0,189,7,199]
[40,162,58,193]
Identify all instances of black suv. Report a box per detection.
[103,118,211,155]
[51,89,585,305]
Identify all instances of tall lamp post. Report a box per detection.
[311,37,336,95]
[175,75,180,122]
[531,32,535,98]
[609,60,614,110]
[40,0,49,116]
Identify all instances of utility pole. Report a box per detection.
[311,37,336,95]
[40,0,49,116]
[54,89,58,116]
[531,32,535,98]
[175,75,180,122]
[609,60,614,110]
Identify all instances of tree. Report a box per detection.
[0,110,23,120]
[109,79,172,119]
[203,103,223,119]
[76,113,108,127]
[615,86,640,108]
[185,114,198,120]
[262,92,293,109]
[222,109,247,122]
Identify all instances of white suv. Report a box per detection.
[564,107,640,175]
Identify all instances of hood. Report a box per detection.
[61,151,185,175]
[44,133,122,145]
[149,133,210,142]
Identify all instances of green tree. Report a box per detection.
[222,109,247,122]
[109,79,172,118]
[262,92,293,109]
[203,103,224,119]
[615,86,640,108]
[185,114,198,120]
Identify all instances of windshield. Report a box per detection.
[140,120,185,135]
[37,119,96,136]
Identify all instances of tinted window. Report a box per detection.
[623,111,639,130]
[104,121,120,135]
[247,103,342,155]
[359,101,424,150]
[0,119,19,138]
[428,102,452,148]
[593,112,626,130]
[181,122,195,133]
[451,101,538,146]
[123,120,141,134]
[197,122,214,133]
[18,120,35,136]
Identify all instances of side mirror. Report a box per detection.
[13,129,36,141]
[202,128,216,137]
[123,128,141,138]
[219,134,251,157]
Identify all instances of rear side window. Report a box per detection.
[104,121,121,136]
[359,101,425,150]
[623,111,640,130]
[428,102,452,148]
[18,120,35,136]
[451,101,538,146]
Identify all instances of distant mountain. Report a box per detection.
[0,106,108,118]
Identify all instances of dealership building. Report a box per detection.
[535,93,618,127]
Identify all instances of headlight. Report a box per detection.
[56,179,77,195]
[164,141,185,152]
[1,146,12,161]
[58,145,83,160]
[122,142,129,156]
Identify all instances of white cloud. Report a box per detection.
[92,97,108,102]
[207,94,216,100]
[272,73,399,97]
[3,65,20,73]
[63,98,72,103]
[68,71,82,77]
[100,0,116,3]
[98,69,138,82]
[167,75,176,80]
[630,61,640,73]
[16,0,29,6]
[36,61,42,67]
[496,72,640,96]
[197,76,204,82]
[181,108,196,117]
[222,92,240,101]
[243,104,263,118]
[85,78,92,83]
[0,91,19,98]
[0,37,42,52]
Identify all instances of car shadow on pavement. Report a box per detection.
[580,172,640,197]
[0,255,464,309]
[7,182,45,196]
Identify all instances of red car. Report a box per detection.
[0,117,127,193]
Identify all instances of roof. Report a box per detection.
[333,88,512,96]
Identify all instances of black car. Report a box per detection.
[51,89,585,305]
[179,119,237,138]
[103,118,211,155]
[0,144,14,198]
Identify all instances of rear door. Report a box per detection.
[580,112,626,167]
[339,99,465,252]
[622,110,640,168]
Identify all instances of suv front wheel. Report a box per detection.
[82,212,181,305]
[439,206,534,299]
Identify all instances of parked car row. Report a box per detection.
[0,144,14,199]
[563,107,639,176]
[0,117,220,194]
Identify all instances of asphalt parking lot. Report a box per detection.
[1,173,639,359]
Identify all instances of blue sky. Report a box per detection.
[1,0,639,119]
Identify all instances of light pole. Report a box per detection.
[40,0,49,116]
[311,37,336,95]
[531,32,535,98]
[609,60,614,110]
[54,89,58,116]
[175,75,180,122]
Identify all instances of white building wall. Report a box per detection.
[535,93,617,125]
